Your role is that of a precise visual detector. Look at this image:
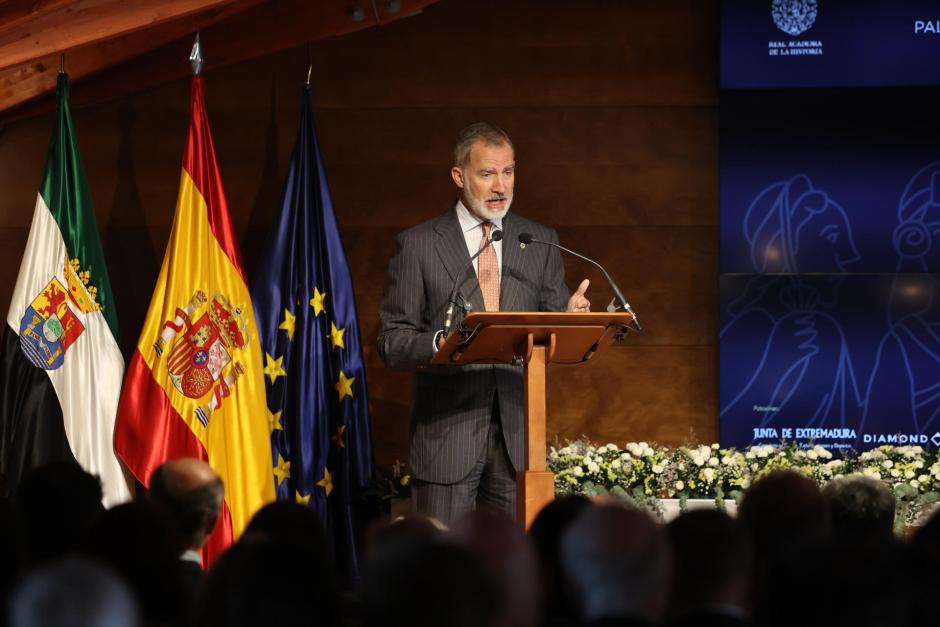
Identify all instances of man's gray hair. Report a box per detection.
[822,474,896,538]
[453,122,513,168]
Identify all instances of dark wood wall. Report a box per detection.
[0,0,719,466]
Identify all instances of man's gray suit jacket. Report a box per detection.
[378,206,569,484]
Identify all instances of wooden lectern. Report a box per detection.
[432,311,635,527]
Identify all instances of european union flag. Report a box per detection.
[252,83,374,584]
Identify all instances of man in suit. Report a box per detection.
[378,122,589,524]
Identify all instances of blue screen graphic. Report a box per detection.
[722,0,940,89]
[719,88,940,450]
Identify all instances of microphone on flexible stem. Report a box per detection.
[442,228,503,338]
[518,232,642,333]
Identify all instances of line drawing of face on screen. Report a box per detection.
[744,173,860,305]
[721,175,863,441]
[863,163,940,441]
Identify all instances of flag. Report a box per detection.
[252,84,374,584]
[115,76,273,563]
[0,73,130,506]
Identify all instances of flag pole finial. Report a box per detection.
[189,32,203,76]
[59,53,65,74]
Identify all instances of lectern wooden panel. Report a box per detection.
[433,311,634,527]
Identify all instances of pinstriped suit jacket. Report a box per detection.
[378,206,569,484]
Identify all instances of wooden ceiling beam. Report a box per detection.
[0,0,243,72]
[0,0,439,124]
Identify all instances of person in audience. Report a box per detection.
[195,534,336,627]
[450,509,541,627]
[560,502,672,627]
[360,530,499,627]
[0,497,24,622]
[81,500,189,627]
[665,509,751,627]
[14,462,104,567]
[737,470,828,565]
[822,474,896,544]
[148,458,224,575]
[751,537,908,627]
[528,495,590,627]
[9,557,139,627]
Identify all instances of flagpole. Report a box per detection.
[59,53,64,74]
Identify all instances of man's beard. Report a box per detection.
[465,193,512,221]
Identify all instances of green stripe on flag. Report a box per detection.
[39,73,121,344]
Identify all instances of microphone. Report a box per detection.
[518,232,642,333]
[442,228,503,338]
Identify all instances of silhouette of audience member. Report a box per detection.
[14,462,104,567]
[149,458,223,573]
[244,501,329,562]
[560,502,672,627]
[9,557,139,627]
[0,497,24,622]
[528,495,590,627]
[737,470,828,566]
[195,534,339,627]
[450,509,541,627]
[360,531,499,627]
[904,509,940,627]
[81,500,189,627]
[822,474,896,544]
[665,510,751,627]
[751,538,908,627]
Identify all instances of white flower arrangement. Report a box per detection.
[549,440,940,527]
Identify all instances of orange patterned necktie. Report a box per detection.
[478,221,500,311]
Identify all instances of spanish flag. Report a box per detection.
[115,76,273,563]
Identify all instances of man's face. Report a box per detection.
[452,140,515,221]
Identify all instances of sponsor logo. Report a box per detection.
[772,0,818,36]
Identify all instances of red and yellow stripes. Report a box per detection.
[115,76,273,564]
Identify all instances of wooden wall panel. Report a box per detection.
[0,0,720,466]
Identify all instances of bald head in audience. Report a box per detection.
[149,458,224,554]
[561,502,672,626]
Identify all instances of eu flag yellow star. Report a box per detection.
[295,491,311,506]
[329,321,346,349]
[278,308,296,340]
[264,352,286,384]
[268,408,283,433]
[310,287,326,317]
[335,371,355,402]
[316,466,333,496]
[331,424,346,449]
[274,454,291,487]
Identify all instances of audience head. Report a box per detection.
[81,499,187,626]
[666,509,752,619]
[528,495,591,622]
[361,529,499,627]
[15,462,104,566]
[450,508,541,627]
[196,533,337,627]
[561,501,672,623]
[149,457,223,553]
[822,474,896,542]
[244,500,328,556]
[738,470,828,563]
[9,557,139,627]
